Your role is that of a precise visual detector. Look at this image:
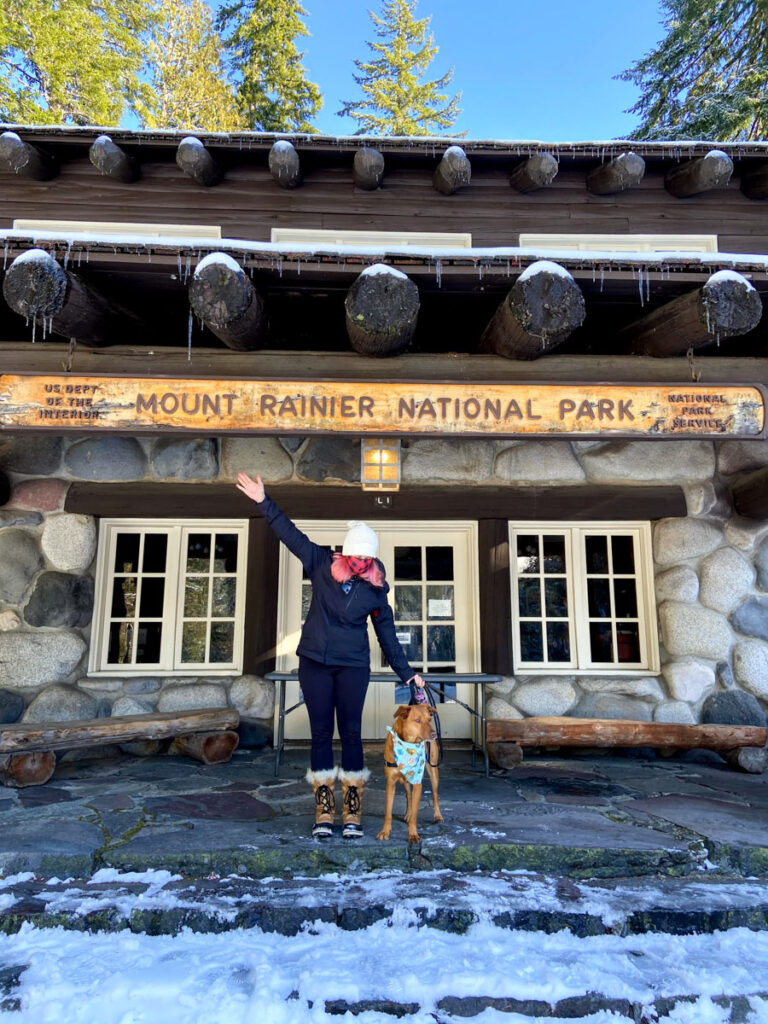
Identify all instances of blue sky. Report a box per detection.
[214,1,667,141]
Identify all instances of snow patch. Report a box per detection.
[10,247,55,265]
[179,135,204,148]
[518,259,574,282]
[360,262,408,279]
[87,868,182,886]
[271,140,295,152]
[195,251,243,276]
[707,269,755,290]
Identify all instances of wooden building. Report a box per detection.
[0,126,766,748]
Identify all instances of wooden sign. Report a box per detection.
[0,375,764,438]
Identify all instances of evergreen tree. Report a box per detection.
[621,0,768,141]
[138,0,243,131]
[0,0,157,125]
[217,0,322,132]
[338,0,462,136]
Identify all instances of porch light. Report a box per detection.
[361,437,401,491]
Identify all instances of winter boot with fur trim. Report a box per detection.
[307,768,336,838]
[340,769,370,839]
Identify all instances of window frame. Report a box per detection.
[89,518,249,676]
[508,521,659,676]
[518,233,718,253]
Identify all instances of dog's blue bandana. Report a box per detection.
[386,726,426,784]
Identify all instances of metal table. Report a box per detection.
[266,672,503,777]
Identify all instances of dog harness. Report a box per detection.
[385,727,426,785]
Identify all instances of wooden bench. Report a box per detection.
[0,708,240,788]
[487,716,768,773]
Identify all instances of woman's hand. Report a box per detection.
[412,674,425,689]
[236,472,265,504]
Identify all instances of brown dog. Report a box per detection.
[377,704,443,843]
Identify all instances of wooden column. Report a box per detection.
[353,146,385,190]
[89,134,139,183]
[344,264,420,356]
[2,249,143,344]
[0,751,56,787]
[741,163,768,199]
[433,146,471,195]
[732,466,768,519]
[621,270,763,357]
[188,252,265,351]
[0,131,57,180]
[176,136,222,186]
[480,260,586,359]
[269,140,302,188]
[587,152,646,195]
[509,153,558,193]
[665,149,733,197]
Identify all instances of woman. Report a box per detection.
[236,472,425,839]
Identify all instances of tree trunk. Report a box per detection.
[0,751,56,787]
[89,134,139,183]
[353,146,385,190]
[269,141,302,189]
[480,260,586,359]
[176,136,222,187]
[586,152,645,195]
[665,150,733,197]
[621,270,763,357]
[2,249,144,345]
[433,146,471,195]
[509,153,558,193]
[487,716,768,750]
[168,730,239,765]
[344,265,420,356]
[0,131,57,180]
[188,252,266,351]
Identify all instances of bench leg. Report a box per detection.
[169,731,239,765]
[0,751,56,787]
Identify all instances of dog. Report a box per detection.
[377,704,443,843]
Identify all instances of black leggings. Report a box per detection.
[299,656,370,772]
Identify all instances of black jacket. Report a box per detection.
[260,495,415,683]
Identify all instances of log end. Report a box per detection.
[190,252,254,325]
[0,750,56,788]
[269,141,302,189]
[344,264,420,356]
[586,151,646,195]
[433,146,471,195]
[2,248,68,320]
[0,131,58,180]
[89,134,140,183]
[509,261,586,344]
[353,146,385,190]
[699,270,763,338]
[665,150,734,197]
[509,152,559,192]
[176,136,222,187]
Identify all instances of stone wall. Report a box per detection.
[0,432,766,736]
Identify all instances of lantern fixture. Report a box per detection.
[361,437,401,491]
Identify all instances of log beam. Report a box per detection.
[0,751,56,787]
[344,264,420,356]
[620,270,763,357]
[168,730,239,765]
[665,149,734,197]
[487,717,767,751]
[269,140,302,189]
[433,146,471,195]
[586,151,646,195]
[2,248,144,345]
[176,135,222,186]
[480,260,586,360]
[0,131,58,180]
[89,133,139,183]
[509,153,558,193]
[188,252,266,351]
[741,162,768,200]
[732,466,768,519]
[353,146,385,190]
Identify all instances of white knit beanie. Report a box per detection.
[342,520,378,557]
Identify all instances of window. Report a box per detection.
[90,520,248,675]
[270,228,472,248]
[13,219,221,238]
[518,233,718,253]
[509,523,658,674]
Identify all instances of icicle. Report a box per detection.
[63,243,71,270]
[435,259,442,287]
[31,316,36,343]
[645,268,651,304]
[77,250,82,267]
[187,310,193,362]
[3,242,8,269]
[86,247,90,264]
[277,257,283,278]
[638,267,645,306]
[177,254,183,279]
[297,259,301,276]
[600,266,605,292]
[478,263,483,281]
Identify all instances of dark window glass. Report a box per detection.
[139,578,165,617]
[432,675,457,702]
[427,625,455,662]
[613,579,638,618]
[585,536,609,574]
[518,578,541,617]
[546,621,571,662]
[520,621,543,661]
[587,578,612,618]
[111,577,137,617]
[395,623,422,663]
[617,623,641,663]
[187,533,211,572]
[114,533,140,574]
[142,534,168,573]
[517,535,539,574]
[210,621,235,662]
[107,621,133,664]
[395,586,422,621]
[589,622,614,662]
[612,535,635,575]
[544,579,568,618]
[543,536,566,574]
[214,534,238,573]
[395,546,422,581]
[426,546,453,581]
[136,622,162,663]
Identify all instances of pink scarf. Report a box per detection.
[331,552,384,588]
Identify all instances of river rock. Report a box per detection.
[0,509,43,528]
[123,677,162,695]
[111,696,154,716]
[733,640,768,699]
[487,676,517,698]
[402,440,494,483]
[731,597,768,641]
[0,689,23,724]
[0,631,87,689]
[0,610,20,632]
[220,437,293,482]
[22,683,99,723]
[756,538,768,591]
[682,482,720,518]
[570,693,653,721]
[41,513,97,572]
[577,677,664,701]
[717,439,768,476]
[157,683,228,712]
[65,437,147,480]
[0,529,44,603]
[653,519,723,567]
[717,660,735,689]
[659,602,732,660]
[702,689,766,727]
[151,438,219,480]
[661,659,716,703]
[10,478,67,512]
[2,436,62,474]
[23,571,94,628]
[486,696,523,720]
[229,675,274,719]
[511,679,577,716]
[495,441,585,483]
[296,438,360,484]
[724,517,768,552]
[654,566,699,605]
[654,701,697,725]
[581,440,714,483]
[699,547,755,614]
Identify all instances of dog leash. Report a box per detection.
[409,679,444,766]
